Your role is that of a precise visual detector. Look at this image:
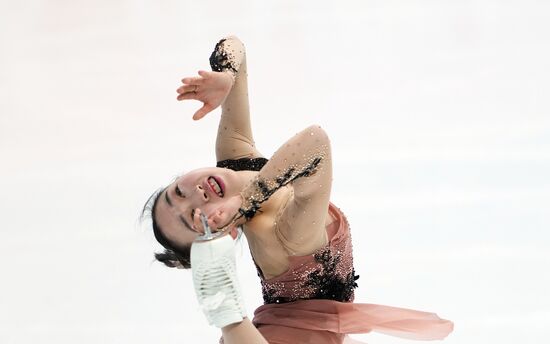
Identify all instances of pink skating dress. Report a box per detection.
[217,158,454,344]
[207,33,453,342]
[250,203,454,343]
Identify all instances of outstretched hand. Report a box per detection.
[176,70,234,120]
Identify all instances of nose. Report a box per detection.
[196,184,209,202]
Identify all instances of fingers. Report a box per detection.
[181,75,204,85]
[209,211,226,229]
[181,70,211,85]
[197,70,211,78]
[192,208,202,233]
[192,208,222,233]
[211,210,238,230]
[176,84,199,94]
[192,207,237,236]
[177,71,207,101]
[177,92,198,101]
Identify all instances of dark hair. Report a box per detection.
[141,187,192,269]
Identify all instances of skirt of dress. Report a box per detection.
[251,299,454,344]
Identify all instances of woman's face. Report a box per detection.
[154,167,245,248]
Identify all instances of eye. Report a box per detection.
[175,185,184,197]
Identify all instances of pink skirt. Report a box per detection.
[251,300,454,344]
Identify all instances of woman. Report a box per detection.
[143,35,453,344]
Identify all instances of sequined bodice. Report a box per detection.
[217,158,359,305]
[253,203,359,304]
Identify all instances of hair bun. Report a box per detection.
[155,249,191,269]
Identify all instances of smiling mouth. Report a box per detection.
[207,176,224,197]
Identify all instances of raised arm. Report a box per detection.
[210,36,263,161]
[238,125,332,249]
[205,125,332,252]
[176,35,262,161]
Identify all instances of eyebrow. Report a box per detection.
[163,188,194,231]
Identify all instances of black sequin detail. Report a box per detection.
[209,38,239,75]
[238,157,322,220]
[218,159,360,305]
[260,248,359,304]
[216,157,268,171]
[262,287,289,305]
[307,248,359,302]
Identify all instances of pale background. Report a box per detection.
[1,0,549,343]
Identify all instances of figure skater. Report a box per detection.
[142,35,454,344]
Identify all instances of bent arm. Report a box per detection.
[210,36,263,161]
[238,125,332,246]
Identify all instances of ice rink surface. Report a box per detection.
[1,0,549,343]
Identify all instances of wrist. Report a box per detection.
[223,70,236,86]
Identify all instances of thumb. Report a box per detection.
[193,105,211,120]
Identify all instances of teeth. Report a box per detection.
[208,177,223,196]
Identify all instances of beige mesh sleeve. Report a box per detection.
[211,36,263,161]
[237,125,332,247]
